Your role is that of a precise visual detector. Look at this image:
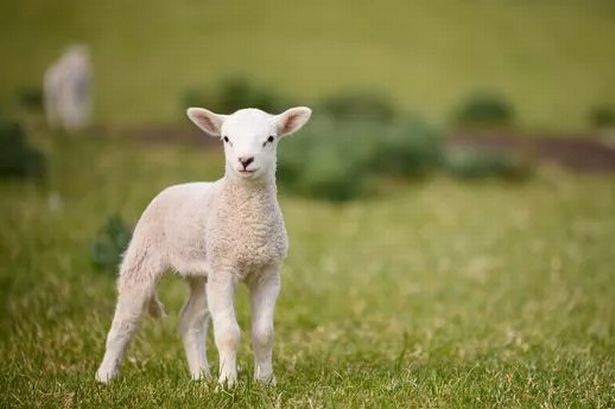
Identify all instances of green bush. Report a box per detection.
[0,118,46,179]
[16,87,44,112]
[367,119,442,176]
[297,148,365,201]
[453,92,515,127]
[216,78,289,113]
[318,91,396,123]
[181,78,290,114]
[278,120,370,201]
[89,215,132,272]
[589,106,615,128]
[444,148,530,180]
[278,118,443,201]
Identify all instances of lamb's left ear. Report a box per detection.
[187,107,227,137]
[275,107,312,137]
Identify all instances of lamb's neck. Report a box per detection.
[221,171,278,205]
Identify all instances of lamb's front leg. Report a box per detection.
[249,268,281,384]
[207,274,240,386]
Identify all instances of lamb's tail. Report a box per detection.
[147,293,166,319]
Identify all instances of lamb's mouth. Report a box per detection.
[238,168,258,175]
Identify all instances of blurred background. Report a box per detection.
[2,0,615,129]
[2,0,615,199]
[1,1,614,407]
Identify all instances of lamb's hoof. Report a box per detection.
[216,373,238,390]
[191,369,212,382]
[255,374,277,386]
[95,367,117,384]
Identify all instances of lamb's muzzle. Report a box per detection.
[238,156,254,169]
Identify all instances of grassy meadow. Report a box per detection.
[1,0,615,129]
[1,1,615,406]
[1,132,614,407]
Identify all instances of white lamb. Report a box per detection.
[95,106,312,386]
[44,44,92,131]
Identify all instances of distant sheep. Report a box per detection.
[44,45,92,131]
[96,106,312,386]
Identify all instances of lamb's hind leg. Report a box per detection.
[250,268,281,384]
[180,276,211,380]
[96,260,162,383]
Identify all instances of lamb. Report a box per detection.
[95,106,312,386]
[44,44,92,131]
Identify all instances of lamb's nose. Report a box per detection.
[238,156,254,169]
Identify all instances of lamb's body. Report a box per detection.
[124,179,287,282]
[123,182,216,282]
[96,106,310,387]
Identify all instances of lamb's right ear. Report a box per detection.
[186,107,227,137]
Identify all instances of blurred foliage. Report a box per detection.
[278,120,370,201]
[278,118,443,201]
[318,91,396,123]
[453,92,515,127]
[181,79,532,201]
[183,83,399,124]
[367,120,442,176]
[0,118,46,179]
[2,1,615,129]
[216,78,289,113]
[444,148,531,180]
[589,105,615,129]
[182,78,290,114]
[279,115,532,200]
[16,87,44,112]
[89,214,132,272]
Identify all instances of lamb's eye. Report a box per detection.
[222,136,229,143]
[263,135,275,147]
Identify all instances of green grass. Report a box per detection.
[1,0,615,130]
[1,133,614,407]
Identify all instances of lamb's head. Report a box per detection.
[187,107,311,181]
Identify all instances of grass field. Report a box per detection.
[1,0,615,130]
[0,133,614,407]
